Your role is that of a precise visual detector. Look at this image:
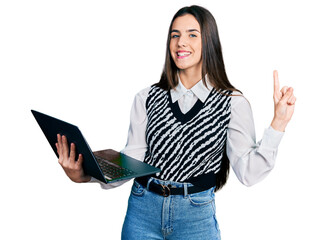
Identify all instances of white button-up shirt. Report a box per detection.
[93,77,284,189]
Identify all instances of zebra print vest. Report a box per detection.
[144,85,232,182]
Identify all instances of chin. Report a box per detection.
[174,62,192,70]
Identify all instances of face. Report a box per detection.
[169,14,202,73]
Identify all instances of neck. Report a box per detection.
[179,67,202,89]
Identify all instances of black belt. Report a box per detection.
[135,175,211,197]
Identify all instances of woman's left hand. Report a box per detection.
[271,70,296,132]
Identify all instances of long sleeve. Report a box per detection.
[120,87,150,161]
[226,94,284,186]
[90,87,150,189]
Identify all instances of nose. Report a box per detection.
[177,35,188,47]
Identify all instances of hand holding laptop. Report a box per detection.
[56,134,92,183]
[32,110,160,184]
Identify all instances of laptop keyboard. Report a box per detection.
[96,156,136,181]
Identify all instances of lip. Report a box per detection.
[176,50,191,59]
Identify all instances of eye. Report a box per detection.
[171,34,179,38]
[190,34,197,38]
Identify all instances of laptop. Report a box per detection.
[31,110,160,183]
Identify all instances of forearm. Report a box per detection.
[228,126,284,186]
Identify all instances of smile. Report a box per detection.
[177,51,191,59]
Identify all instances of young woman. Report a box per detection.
[56,5,296,240]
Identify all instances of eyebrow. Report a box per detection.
[170,29,201,34]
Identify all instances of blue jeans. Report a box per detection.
[121,177,221,240]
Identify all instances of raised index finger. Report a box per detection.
[273,70,280,95]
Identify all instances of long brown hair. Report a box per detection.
[156,5,239,93]
[155,5,238,191]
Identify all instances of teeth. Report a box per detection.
[177,52,191,56]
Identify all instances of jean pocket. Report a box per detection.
[188,187,215,206]
[131,180,146,197]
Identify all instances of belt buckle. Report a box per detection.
[160,184,170,197]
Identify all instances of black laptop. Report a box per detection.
[31,110,160,183]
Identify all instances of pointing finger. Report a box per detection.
[273,70,280,96]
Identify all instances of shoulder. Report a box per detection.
[230,91,251,110]
[135,85,167,99]
[212,89,250,109]
[134,86,151,103]
[133,85,168,108]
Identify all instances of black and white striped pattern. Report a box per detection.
[144,86,232,182]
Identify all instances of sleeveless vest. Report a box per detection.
[144,85,232,182]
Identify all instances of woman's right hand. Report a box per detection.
[56,134,91,183]
[271,70,296,132]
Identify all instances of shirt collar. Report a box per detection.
[170,74,213,103]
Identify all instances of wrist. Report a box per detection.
[80,175,92,183]
[270,118,287,132]
[70,175,92,183]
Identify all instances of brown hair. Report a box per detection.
[155,5,239,191]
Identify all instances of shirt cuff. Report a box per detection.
[89,177,130,189]
[260,126,284,149]
[89,177,100,183]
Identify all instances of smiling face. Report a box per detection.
[169,14,202,74]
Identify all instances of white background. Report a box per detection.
[1,0,326,239]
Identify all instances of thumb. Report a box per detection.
[280,87,293,104]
